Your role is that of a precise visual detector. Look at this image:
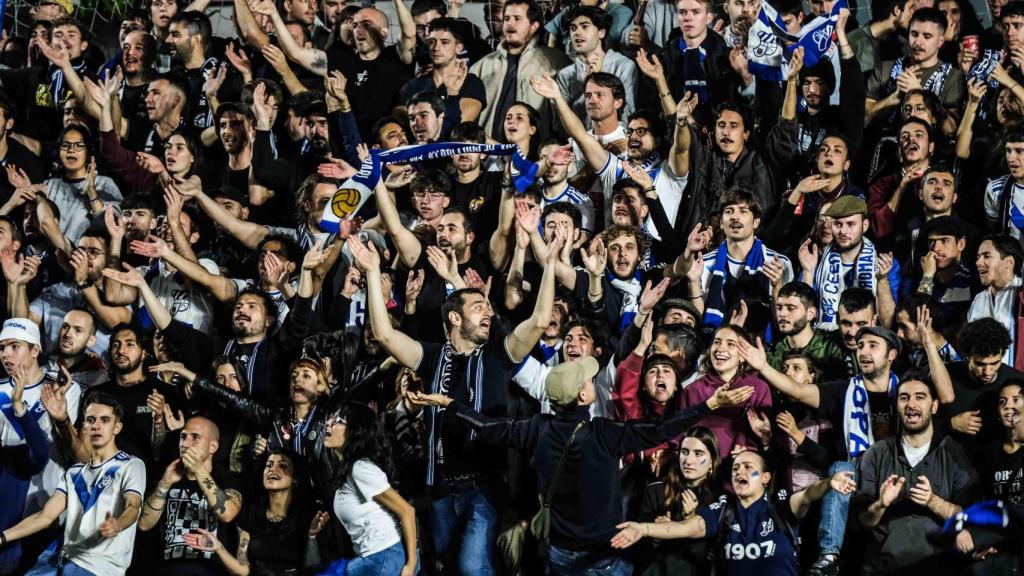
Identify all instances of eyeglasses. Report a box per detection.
[326,415,347,427]
[59,142,87,151]
[412,191,446,200]
[624,127,650,138]
[79,247,106,258]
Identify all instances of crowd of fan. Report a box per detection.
[3,0,1024,573]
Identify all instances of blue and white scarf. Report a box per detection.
[886,58,953,97]
[703,239,767,331]
[321,142,536,232]
[842,371,897,459]
[813,237,877,329]
[969,49,1004,89]
[747,0,846,82]
[608,271,642,334]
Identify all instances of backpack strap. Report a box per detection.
[542,421,586,506]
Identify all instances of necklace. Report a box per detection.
[267,512,285,522]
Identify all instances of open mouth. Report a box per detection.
[236,314,251,324]
[903,410,922,425]
[655,381,668,392]
[734,477,750,488]
[267,472,282,481]
[565,349,582,360]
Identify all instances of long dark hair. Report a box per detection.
[250,448,311,531]
[329,402,395,487]
[660,427,720,521]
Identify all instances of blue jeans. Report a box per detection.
[819,460,857,555]
[547,545,632,576]
[23,549,98,576]
[430,485,497,575]
[345,541,409,576]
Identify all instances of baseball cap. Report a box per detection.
[0,318,41,347]
[212,185,250,207]
[823,196,867,219]
[545,356,599,407]
[856,326,902,355]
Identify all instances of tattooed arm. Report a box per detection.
[260,3,329,77]
[138,468,178,532]
[194,469,243,523]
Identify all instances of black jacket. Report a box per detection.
[678,120,800,235]
[853,432,979,575]
[448,400,711,552]
[161,294,316,402]
[191,375,338,504]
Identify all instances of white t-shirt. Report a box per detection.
[967,276,1023,366]
[140,259,221,333]
[332,459,402,556]
[597,155,688,241]
[56,451,146,576]
[901,438,929,468]
[0,374,82,514]
[30,281,117,358]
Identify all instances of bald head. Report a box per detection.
[180,415,221,459]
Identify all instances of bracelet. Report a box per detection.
[643,186,656,192]
[77,279,95,290]
[659,91,671,98]
[1,531,6,546]
[56,416,70,427]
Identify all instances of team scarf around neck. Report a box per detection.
[886,58,952,97]
[842,371,898,459]
[814,237,877,329]
[320,142,537,233]
[425,342,485,487]
[608,271,642,334]
[703,239,767,332]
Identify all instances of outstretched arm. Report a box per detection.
[791,470,856,519]
[348,236,424,369]
[178,185,268,250]
[374,176,424,268]
[530,74,610,171]
[234,0,271,49]
[252,0,328,76]
[737,337,821,409]
[668,92,693,177]
[1,491,67,544]
[392,0,417,65]
[505,237,562,362]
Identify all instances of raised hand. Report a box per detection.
[426,245,460,284]
[69,248,91,285]
[442,58,468,94]
[149,361,197,382]
[684,251,704,285]
[203,63,228,99]
[909,474,934,507]
[875,252,894,280]
[638,277,670,315]
[130,236,171,260]
[729,299,748,327]
[5,165,33,189]
[709,384,755,409]
[302,237,329,271]
[262,44,294,77]
[224,41,253,79]
[529,74,561,100]
[879,475,906,508]
[761,256,785,288]
[464,268,491,296]
[787,46,805,81]
[105,205,125,240]
[681,489,699,518]
[793,174,832,195]
[40,376,72,424]
[686,223,712,255]
[161,458,184,486]
[580,235,607,276]
[798,238,820,272]
[345,236,380,272]
[735,336,768,372]
[405,269,425,302]
[513,197,541,235]
[745,408,772,444]
[966,77,988,104]
[163,403,185,431]
[775,411,805,443]
[102,262,146,288]
[324,70,349,107]
[620,160,654,191]
[317,158,357,180]
[676,91,697,125]
[636,48,665,81]
[951,410,983,435]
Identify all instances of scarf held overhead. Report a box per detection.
[747,0,847,82]
[320,142,537,233]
